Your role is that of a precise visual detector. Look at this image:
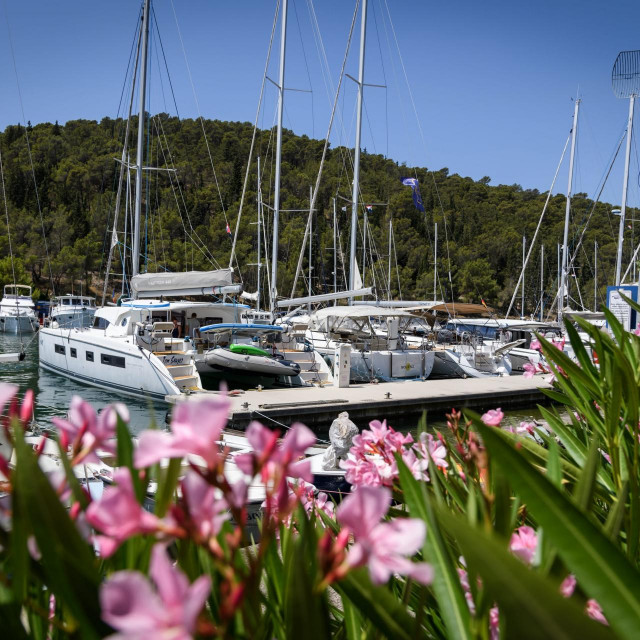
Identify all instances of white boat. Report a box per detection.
[49,294,96,329]
[305,305,435,382]
[0,285,39,334]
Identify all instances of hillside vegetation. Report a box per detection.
[0,115,633,314]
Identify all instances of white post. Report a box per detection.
[348,0,367,301]
[559,99,580,321]
[521,235,526,319]
[433,221,438,302]
[132,0,150,280]
[270,0,288,312]
[540,244,544,321]
[616,94,636,286]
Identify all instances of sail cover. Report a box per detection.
[131,269,239,297]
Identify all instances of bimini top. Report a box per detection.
[130,269,238,297]
[310,305,414,321]
[200,323,283,335]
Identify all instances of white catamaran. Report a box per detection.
[0,285,39,334]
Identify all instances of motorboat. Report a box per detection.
[305,305,435,382]
[49,294,96,329]
[0,285,39,333]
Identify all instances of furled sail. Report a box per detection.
[131,269,241,298]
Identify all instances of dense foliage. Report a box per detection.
[0,116,635,310]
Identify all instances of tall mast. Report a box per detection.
[132,0,150,280]
[559,98,580,322]
[333,198,337,305]
[521,235,526,319]
[540,244,544,321]
[308,185,313,311]
[433,221,438,302]
[387,215,392,301]
[269,0,288,312]
[594,239,598,312]
[256,156,262,312]
[615,94,636,285]
[348,0,367,301]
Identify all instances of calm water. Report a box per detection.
[0,331,167,435]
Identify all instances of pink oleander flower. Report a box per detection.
[336,486,433,585]
[529,339,542,351]
[297,480,335,520]
[599,449,611,464]
[523,361,536,378]
[341,453,386,487]
[552,338,566,350]
[481,408,504,426]
[52,396,127,463]
[86,467,165,557]
[560,574,576,598]
[235,421,316,483]
[416,432,449,469]
[402,448,429,481]
[585,599,608,625]
[517,421,536,436]
[489,606,500,640]
[178,470,228,542]
[361,419,412,453]
[101,543,211,639]
[19,389,34,424]
[134,395,230,469]
[509,525,538,565]
[457,567,476,613]
[544,373,557,385]
[0,383,18,417]
[634,328,640,336]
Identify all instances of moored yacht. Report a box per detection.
[49,294,96,329]
[0,285,39,333]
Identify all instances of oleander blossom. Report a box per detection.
[134,395,230,469]
[523,361,536,378]
[336,486,433,585]
[481,408,504,427]
[509,525,538,565]
[100,543,211,639]
[585,599,608,625]
[177,470,229,542]
[86,467,166,557]
[51,396,127,464]
[416,432,449,469]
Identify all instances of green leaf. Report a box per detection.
[154,457,181,517]
[334,569,415,640]
[342,599,364,640]
[12,429,106,638]
[477,421,640,639]
[437,508,614,640]
[397,456,472,640]
[573,435,600,511]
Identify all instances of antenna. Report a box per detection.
[612,50,640,285]
[612,50,640,98]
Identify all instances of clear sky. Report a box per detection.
[1,0,639,208]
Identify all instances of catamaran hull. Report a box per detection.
[0,315,38,333]
[38,328,182,401]
[203,348,301,378]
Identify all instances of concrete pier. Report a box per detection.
[219,374,552,436]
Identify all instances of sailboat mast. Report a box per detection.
[521,235,526,319]
[256,156,262,312]
[433,221,438,302]
[348,0,367,301]
[559,98,580,322]
[615,94,636,285]
[387,215,392,301]
[132,0,150,280]
[540,244,544,320]
[594,239,598,312]
[333,198,337,305]
[270,0,288,313]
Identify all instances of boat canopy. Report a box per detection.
[130,269,240,297]
[310,305,414,321]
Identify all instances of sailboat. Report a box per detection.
[0,285,39,333]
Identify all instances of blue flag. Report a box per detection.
[401,177,425,213]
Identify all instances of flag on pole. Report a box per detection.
[401,177,426,213]
[226,222,231,236]
[365,205,373,212]
[341,206,347,212]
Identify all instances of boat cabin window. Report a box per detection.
[101,354,125,368]
[93,316,111,329]
[54,344,65,355]
[70,348,77,358]
[72,298,81,305]
[204,317,223,326]
[86,351,94,362]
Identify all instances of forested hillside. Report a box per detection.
[0,115,634,315]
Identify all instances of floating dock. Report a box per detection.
[170,374,552,437]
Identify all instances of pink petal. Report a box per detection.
[0,383,17,417]
[371,518,426,557]
[286,458,312,482]
[100,571,166,633]
[281,423,316,458]
[245,421,277,453]
[134,430,188,468]
[481,408,504,426]
[233,453,256,475]
[337,486,391,539]
[407,562,434,584]
[182,575,212,633]
[171,396,229,447]
[149,544,190,610]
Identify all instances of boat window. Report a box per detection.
[204,317,223,326]
[101,354,125,368]
[121,318,128,327]
[93,316,111,329]
[70,348,77,358]
[86,351,94,362]
[72,298,81,305]
[54,344,65,355]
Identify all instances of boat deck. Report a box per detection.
[166,374,552,436]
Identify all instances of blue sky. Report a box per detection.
[1,0,639,207]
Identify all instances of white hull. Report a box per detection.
[203,348,301,378]
[431,349,510,378]
[39,328,184,401]
[0,314,38,333]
